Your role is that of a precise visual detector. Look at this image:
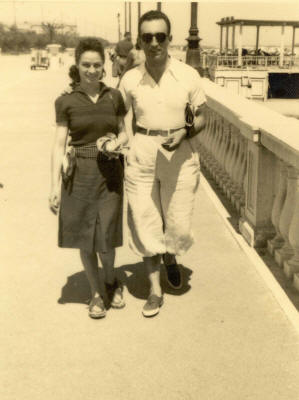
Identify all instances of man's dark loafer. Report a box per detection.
[142,294,164,317]
[88,296,106,319]
[164,261,183,290]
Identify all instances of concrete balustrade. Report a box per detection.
[283,169,299,278]
[199,77,299,292]
[274,166,296,268]
[267,160,287,255]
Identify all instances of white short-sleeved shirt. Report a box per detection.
[119,56,206,130]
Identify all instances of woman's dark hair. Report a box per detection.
[68,37,105,88]
[68,64,80,88]
[75,37,105,64]
[138,10,171,36]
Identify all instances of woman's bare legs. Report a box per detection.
[99,249,124,307]
[80,249,101,297]
[80,249,106,318]
[98,249,116,285]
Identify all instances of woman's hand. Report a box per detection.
[49,186,61,215]
[104,139,120,153]
[96,134,122,159]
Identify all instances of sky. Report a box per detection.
[0,0,299,47]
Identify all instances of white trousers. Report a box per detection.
[125,133,200,257]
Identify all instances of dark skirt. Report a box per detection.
[58,154,123,253]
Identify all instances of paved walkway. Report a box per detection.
[1,57,299,400]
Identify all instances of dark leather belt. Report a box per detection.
[136,126,183,137]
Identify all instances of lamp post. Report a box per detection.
[124,2,127,33]
[117,12,121,41]
[186,2,201,71]
[129,2,132,35]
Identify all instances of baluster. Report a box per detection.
[199,108,213,169]
[274,166,297,267]
[233,137,247,213]
[221,123,234,195]
[211,115,224,181]
[224,126,239,199]
[228,128,242,202]
[230,134,242,201]
[197,109,210,166]
[216,120,230,187]
[283,168,299,279]
[204,111,217,172]
[209,115,222,177]
[267,160,287,255]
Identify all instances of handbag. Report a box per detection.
[61,134,76,189]
[185,102,195,136]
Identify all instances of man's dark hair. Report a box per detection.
[75,37,105,65]
[124,31,131,38]
[138,10,171,36]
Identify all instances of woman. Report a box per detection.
[49,38,128,319]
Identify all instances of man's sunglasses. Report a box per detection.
[141,32,167,44]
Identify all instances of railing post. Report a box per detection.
[274,166,297,267]
[279,24,285,68]
[267,160,287,255]
[237,23,243,67]
[239,138,276,247]
[284,169,299,279]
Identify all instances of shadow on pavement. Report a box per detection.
[58,262,193,305]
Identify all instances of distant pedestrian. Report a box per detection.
[119,38,145,80]
[49,37,128,319]
[112,32,134,79]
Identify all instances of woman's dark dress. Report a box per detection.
[55,83,126,253]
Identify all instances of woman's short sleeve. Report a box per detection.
[55,95,69,124]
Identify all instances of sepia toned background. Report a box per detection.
[1,1,299,399]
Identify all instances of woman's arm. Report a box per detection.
[103,116,129,154]
[49,123,68,214]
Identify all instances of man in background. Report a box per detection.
[112,32,133,78]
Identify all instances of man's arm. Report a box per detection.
[162,103,206,151]
[188,103,206,138]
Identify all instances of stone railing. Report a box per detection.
[204,54,296,69]
[196,78,299,292]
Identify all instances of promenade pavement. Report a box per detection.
[1,55,299,400]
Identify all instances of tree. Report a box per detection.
[41,22,62,44]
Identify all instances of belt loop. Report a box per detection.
[146,128,150,136]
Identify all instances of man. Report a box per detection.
[118,10,206,317]
[113,32,134,78]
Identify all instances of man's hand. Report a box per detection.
[162,128,187,151]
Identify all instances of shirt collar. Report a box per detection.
[138,56,179,83]
[72,81,110,96]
